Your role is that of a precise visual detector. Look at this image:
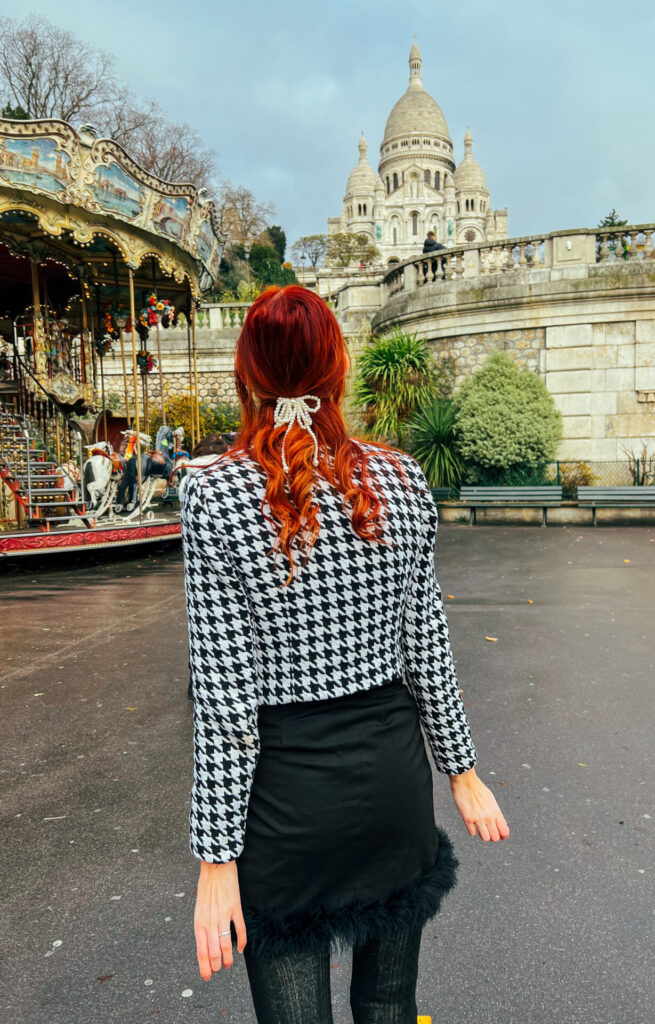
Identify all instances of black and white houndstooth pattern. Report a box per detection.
[180,441,477,863]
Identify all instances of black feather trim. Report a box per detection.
[236,824,459,959]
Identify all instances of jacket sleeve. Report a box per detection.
[400,466,478,776]
[180,471,261,863]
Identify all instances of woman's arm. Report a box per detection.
[180,472,259,975]
[400,465,509,842]
[400,471,478,776]
[180,471,261,864]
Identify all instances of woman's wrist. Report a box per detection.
[448,765,478,786]
[200,858,236,871]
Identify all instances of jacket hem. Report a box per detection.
[236,824,458,959]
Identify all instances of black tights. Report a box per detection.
[243,922,423,1024]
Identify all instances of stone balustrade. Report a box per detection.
[201,303,252,330]
[382,225,655,299]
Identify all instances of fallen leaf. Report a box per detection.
[97,975,113,984]
[527,599,534,604]
[485,636,498,642]
[624,559,631,563]
[578,762,588,767]
[447,594,455,600]
[126,707,138,711]
[567,561,573,564]
[499,780,507,786]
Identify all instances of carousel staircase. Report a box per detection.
[0,404,92,530]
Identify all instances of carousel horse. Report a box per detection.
[114,425,179,513]
[83,442,125,511]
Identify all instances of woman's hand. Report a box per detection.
[194,860,247,981]
[448,767,510,842]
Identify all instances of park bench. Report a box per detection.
[457,485,564,526]
[577,485,655,525]
[430,486,456,504]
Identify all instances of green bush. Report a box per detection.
[454,352,562,474]
[406,398,464,488]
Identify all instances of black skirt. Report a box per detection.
[235,676,459,958]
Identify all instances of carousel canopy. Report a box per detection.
[0,117,225,298]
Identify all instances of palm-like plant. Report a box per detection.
[406,398,464,489]
[352,330,438,444]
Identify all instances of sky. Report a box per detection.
[2,0,654,247]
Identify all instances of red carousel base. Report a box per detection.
[0,519,181,557]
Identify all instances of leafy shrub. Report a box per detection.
[148,390,240,445]
[454,351,562,474]
[406,398,464,488]
[352,330,440,445]
[548,460,598,499]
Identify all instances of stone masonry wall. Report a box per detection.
[430,327,545,386]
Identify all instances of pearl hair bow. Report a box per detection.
[273,394,321,472]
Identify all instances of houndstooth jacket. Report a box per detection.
[180,442,478,864]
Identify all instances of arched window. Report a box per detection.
[363,203,367,215]
[392,225,398,244]
[357,203,361,216]
[386,176,390,194]
[457,201,460,213]
[444,174,448,185]
[434,171,440,190]
[471,199,475,212]
[411,212,419,235]
[393,172,398,190]
[424,169,431,185]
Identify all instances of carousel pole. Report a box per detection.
[54,411,61,464]
[128,268,144,515]
[113,252,132,426]
[119,331,131,426]
[191,296,201,443]
[96,284,108,442]
[100,350,108,443]
[151,259,166,426]
[77,269,90,387]
[185,285,196,452]
[143,369,149,435]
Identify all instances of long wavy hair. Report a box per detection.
[206,285,412,586]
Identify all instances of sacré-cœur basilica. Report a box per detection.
[328,40,508,263]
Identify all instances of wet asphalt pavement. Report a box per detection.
[1,525,654,1024]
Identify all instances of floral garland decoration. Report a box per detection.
[137,349,157,374]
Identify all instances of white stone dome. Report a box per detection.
[454,128,488,191]
[382,42,450,144]
[345,132,378,196]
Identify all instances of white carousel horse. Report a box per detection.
[82,442,124,514]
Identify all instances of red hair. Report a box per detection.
[206,285,411,586]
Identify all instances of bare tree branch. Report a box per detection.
[0,14,116,123]
[217,184,275,244]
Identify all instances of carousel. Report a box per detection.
[0,117,225,557]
